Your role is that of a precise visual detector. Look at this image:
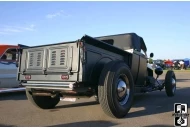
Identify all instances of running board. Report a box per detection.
[0,88,25,93]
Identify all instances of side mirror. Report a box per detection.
[150,53,154,58]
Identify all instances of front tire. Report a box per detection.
[26,88,60,109]
[165,70,176,97]
[98,61,134,118]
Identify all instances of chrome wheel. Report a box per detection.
[117,75,130,106]
[172,78,176,93]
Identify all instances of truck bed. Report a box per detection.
[17,35,133,91]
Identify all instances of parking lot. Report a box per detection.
[0,71,190,127]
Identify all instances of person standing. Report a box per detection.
[179,60,184,70]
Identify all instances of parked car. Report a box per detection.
[17,33,176,118]
[0,44,26,93]
[164,59,173,69]
[153,59,166,69]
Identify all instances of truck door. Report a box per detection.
[136,52,147,85]
[130,50,147,86]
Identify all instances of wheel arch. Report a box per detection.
[98,60,134,118]
[89,57,113,85]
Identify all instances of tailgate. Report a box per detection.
[18,42,79,81]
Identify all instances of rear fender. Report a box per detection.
[89,57,113,85]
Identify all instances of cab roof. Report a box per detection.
[95,33,147,52]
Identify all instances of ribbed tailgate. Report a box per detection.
[20,42,79,75]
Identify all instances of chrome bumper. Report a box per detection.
[22,81,75,91]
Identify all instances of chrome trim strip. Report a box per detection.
[22,82,74,91]
[25,86,73,91]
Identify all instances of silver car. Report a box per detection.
[0,45,22,92]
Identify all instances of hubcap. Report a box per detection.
[117,76,130,106]
[172,78,176,93]
[117,80,127,98]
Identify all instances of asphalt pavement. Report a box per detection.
[0,71,190,127]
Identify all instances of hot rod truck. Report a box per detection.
[17,33,176,118]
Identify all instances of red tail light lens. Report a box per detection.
[25,75,31,80]
[61,75,69,80]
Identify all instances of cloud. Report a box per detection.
[17,24,35,31]
[46,10,70,19]
[0,24,35,35]
[0,31,10,35]
[3,28,22,33]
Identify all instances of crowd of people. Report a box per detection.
[172,60,186,70]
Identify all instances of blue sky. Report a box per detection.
[0,1,190,60]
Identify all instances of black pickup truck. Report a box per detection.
[17,33,176,118]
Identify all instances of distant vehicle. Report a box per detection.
[17,33,176,118]
[172,60,181,70]
[164,60,173,69]
[172,59,189,70]
[153,59,166,69]
[0,44,27,93]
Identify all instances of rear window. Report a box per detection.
[101,39,114,45]
[0,48,17,61]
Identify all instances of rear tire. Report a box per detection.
[98,61,134,118]
[26,88,60,109]
[165,70,176,97]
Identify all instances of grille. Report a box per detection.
[60,50,65,65]
[48,47,67,68]
[27,50,44,69]
[37,52,42,66]
[29,53,34,67]
[51,51,56,66]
